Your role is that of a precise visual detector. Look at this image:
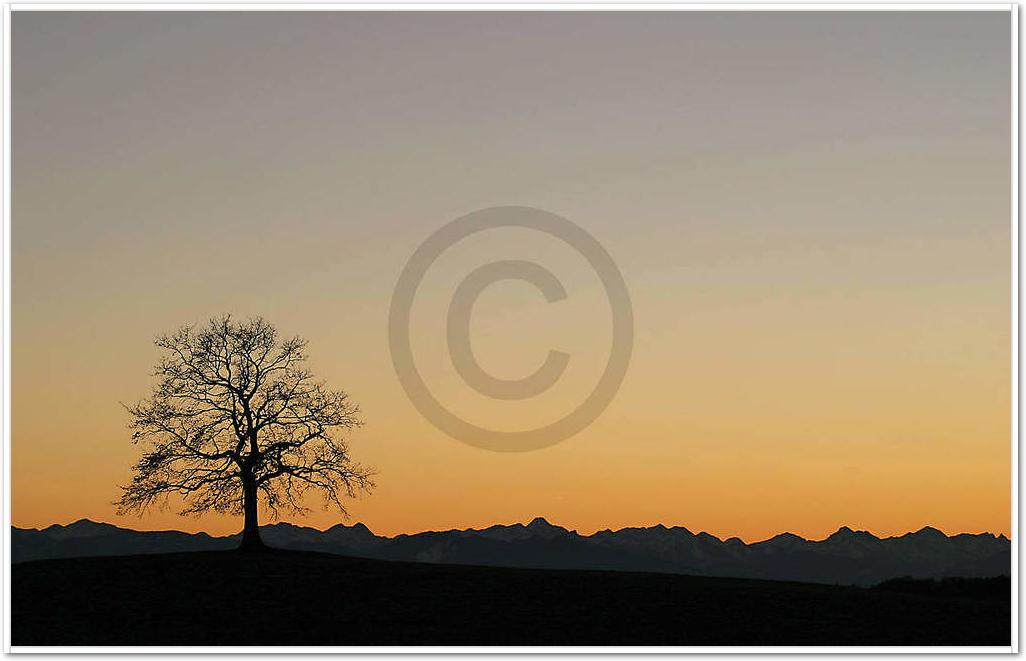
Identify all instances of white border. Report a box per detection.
[4,0,13,655]
[6,645,1019,653]
[3,3,1018,9]
[1,3,1018,655]
[1011,5,1020,656]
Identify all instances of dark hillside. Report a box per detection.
[12,550,1010,646]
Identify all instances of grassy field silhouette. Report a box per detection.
[13,549,1010,646]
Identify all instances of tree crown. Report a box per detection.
[118,315,373,519]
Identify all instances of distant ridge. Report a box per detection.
[12,518,1009,586]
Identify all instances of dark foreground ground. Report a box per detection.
[12,550,1010,646]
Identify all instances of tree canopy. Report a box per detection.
[117,315,374,547]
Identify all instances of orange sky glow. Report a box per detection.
[11,11,1012,543]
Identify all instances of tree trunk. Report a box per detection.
[239,475,264,551]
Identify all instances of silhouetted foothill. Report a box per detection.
[11,551,1010,645]
[13,519,1010,587]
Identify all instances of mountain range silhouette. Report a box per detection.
[12,517,1009,586]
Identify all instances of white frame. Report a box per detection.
[1,3,1018,654]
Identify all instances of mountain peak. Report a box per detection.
[65,518,107,529]
[326,521,372,533]
[522,517,571,539]
[756,532,805,548]
[913,526,947,539]
[826,526,878,541]
[827,526,856,540]
[265,521,306,531]
[63,519,114,529]
[11,520,1010,588]
[42,519,119,540]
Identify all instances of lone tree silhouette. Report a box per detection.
[117,315,373,550]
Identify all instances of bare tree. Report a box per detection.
[117,315,374,550]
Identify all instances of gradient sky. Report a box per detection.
[12,11,1011,542]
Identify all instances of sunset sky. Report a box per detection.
[12,10,1011,542]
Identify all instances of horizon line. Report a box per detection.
[13,516,1011,546]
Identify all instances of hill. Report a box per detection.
[12,518,1010,586]
[12,549,1010,646]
